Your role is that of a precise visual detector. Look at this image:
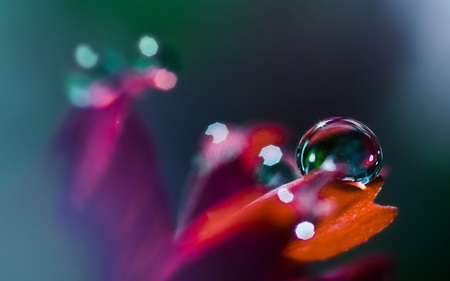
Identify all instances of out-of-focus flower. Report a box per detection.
[54,42,397,281]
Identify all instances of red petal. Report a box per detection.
[283,177,398,262]
[168,174,396,280]
[162,173,336,281]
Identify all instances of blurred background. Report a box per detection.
[0,0,449,280]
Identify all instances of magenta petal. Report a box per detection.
[179,157,255,227]
[162,219,293,281]
[178,128,254,227]
[57,98,130,209]
[56,101,173,280]
[179,124,288,227]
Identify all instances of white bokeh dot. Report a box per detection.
[74,44,98,69]
[277,187,294,203]
[138,35,158,57]
[259,145,283,166]
[295,221,315,240]
[205,122,229,144]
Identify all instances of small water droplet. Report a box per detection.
[205,122,229,143]
[295,221,315,240]
[259,145,283,166]
[277,186,294,203]
[296,117,382,184]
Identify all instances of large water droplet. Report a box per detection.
[296,117,382,184]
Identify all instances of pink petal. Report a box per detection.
[56,99,173,280]
[57,98,130,210]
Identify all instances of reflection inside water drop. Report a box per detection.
[296,117,382,184]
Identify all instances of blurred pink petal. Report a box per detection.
[57,98,130,209]
[56,98,173,280]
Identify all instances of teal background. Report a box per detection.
[1,0,449,280]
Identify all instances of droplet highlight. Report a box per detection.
[295,221,315,240]
[205,122,229,144]
[277,186,294,203]
[74,44,98,69]
[138,36,158,57]
[296,117,382,184]
[146,68,177,91]
[259,145,283,166]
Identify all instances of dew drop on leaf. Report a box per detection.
[296,117,382,184]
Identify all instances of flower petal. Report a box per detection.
[56,97,130,209]
[178,124,287,227]
[56,100,173,280]
[283,177,398,262]
[162,173,336,281]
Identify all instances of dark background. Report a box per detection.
[1,0,449,280]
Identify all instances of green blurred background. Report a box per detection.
[1,0,449,280]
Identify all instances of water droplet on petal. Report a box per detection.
[277,186,294,203]
[205,122,229,144]
[295,221,315,240]
[296,117,382,184]
[259,145,283,166]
